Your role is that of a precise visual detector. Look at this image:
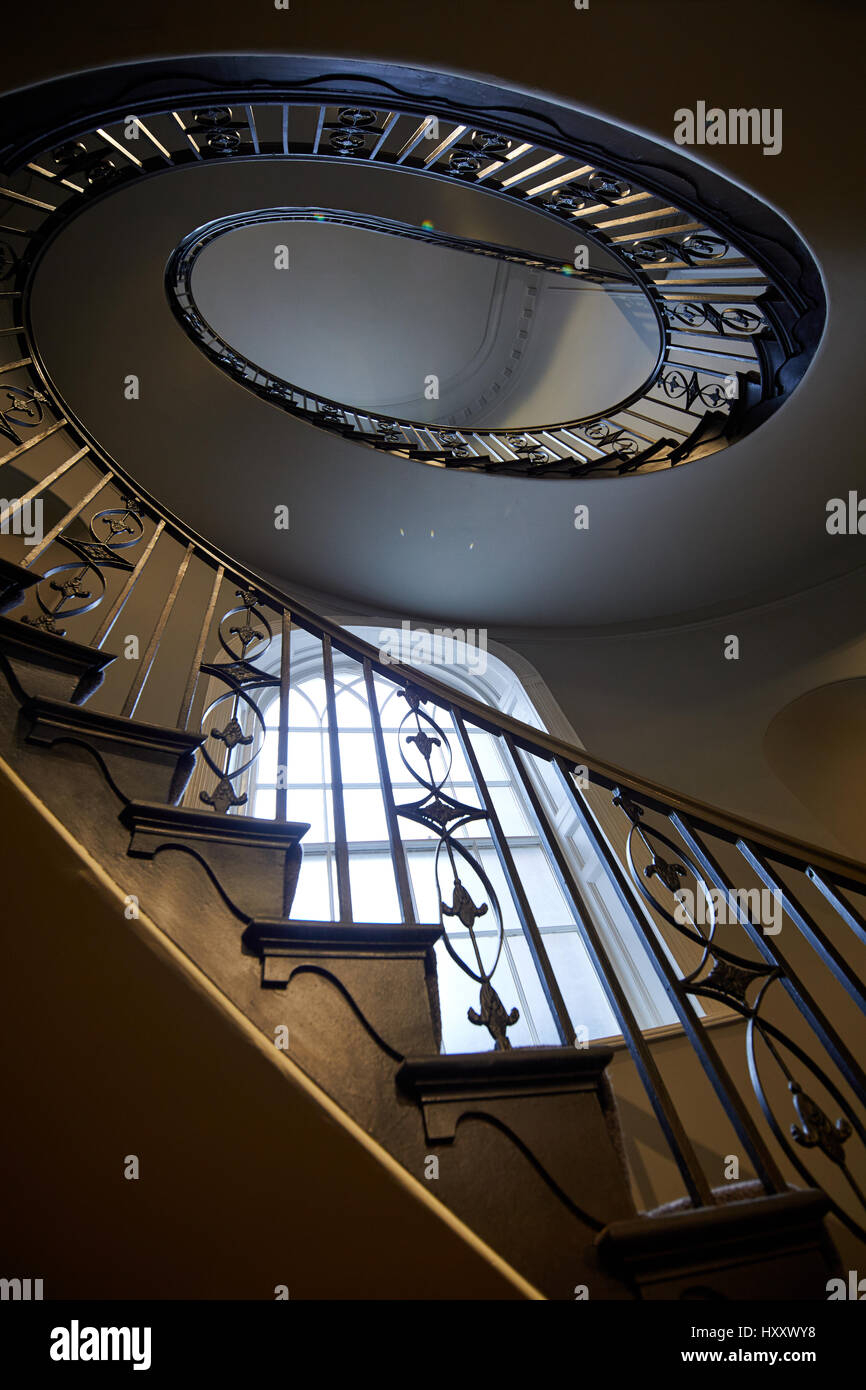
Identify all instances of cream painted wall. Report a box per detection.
[496,564,866,858]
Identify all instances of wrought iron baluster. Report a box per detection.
[120,543,193,718]
[177,564,224,730]
[505,734,712,1207]
[92,518,165,648]
[321,634,352,921]
[393,685,518,1050]
[20,470,112,570]
[0,418,66,469]
[807,870,866,950]
[0,446,87,530]
[453,710,574,1047]
[275,610,291,823]
[196,585,279,814]
[363,658,415,925]
[19,478,153,639]
[662,815,866,1239]
[554,757,788,1195]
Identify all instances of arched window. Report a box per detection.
[229,624,694,1053]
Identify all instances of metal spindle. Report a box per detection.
[275,610,291,822]
[364,658,416,924]
[555,757,788,1194]
[453,710,574,1046]
[321,634,352,922]
[506,735,712,1207]
[120,543,193,718]
[176,564,224,730]
[0,419,66,468]
[807,869,866,949]
[92,518,165,648]
[0,446,87,529]
[20,470,112,569]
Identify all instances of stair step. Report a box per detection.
[0,612,115,705]
[397,1045,637,1298]
[120,800,309,921]
[22,694,204,804]
[596,1188,838,1299]
[243,919,443,1054]
[0,557,42,615]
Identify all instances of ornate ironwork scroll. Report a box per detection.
[197,587,279,814]
[613,790,866,1239]
[395,685,519,1049]
[22,497,144,637]
[0,384,50,449]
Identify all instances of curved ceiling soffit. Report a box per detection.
[5,58,824,482]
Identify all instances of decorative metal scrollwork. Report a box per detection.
[449,148,485,177]
[613,789,866,1239]
[190,108,244,155]
[198,588,279,814]
[22,497,143,637]
[395,685,519,1049]
[583,421,640,457]
[665,302,765,336]
[0,384,49,448]
[506,435,548,465]
[470,130,511,157]
[51,140,115,185]
[658,369,729,411]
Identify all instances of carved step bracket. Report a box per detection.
[242,919,443,1055]
[0,613,115,705]
[398,1045,636,1219]
[22,695,204,805]
[120,800,309,921]
[596,1189,838,1300]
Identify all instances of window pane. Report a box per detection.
[289,680,324,725]
[333,678,371,727]
[485,783,530,837]
[511,844,574,927]
[406,849,441,922]
[502,936,560,1045]
[343,788,389,842]
[468,728,507,782]
[291,853,334,921]
[348,854,401,923]
[285,730,325,784]
[541,931,619,1040]
[286,788,328,842]
[252,786,275,819]
[258,728,279,785]
[338,730,380,784]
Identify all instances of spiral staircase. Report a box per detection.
[0,55,863,1301]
